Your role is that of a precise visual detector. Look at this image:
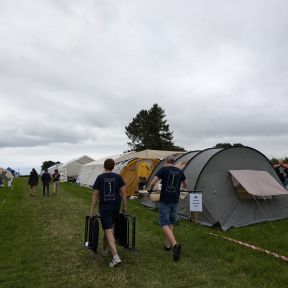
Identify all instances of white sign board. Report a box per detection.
[189,193,202,212]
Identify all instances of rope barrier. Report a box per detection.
[209,232,288,263]
[0,199,6,210]
[0,184,15,212]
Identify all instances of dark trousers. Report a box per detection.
[43,183,49,196]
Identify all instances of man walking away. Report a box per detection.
[89,158,127,267]
[41,169,51,196]
[148,155,187,262]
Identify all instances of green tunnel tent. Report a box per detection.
[142,147,288,230]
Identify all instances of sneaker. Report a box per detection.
[173,243,181,261]
[109,255,121,267]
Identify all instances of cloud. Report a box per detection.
[0,0,288,169]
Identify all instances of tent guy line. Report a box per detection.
[208,232,288,263]
[0,199,6,211]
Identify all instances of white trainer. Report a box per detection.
[109,255,121,267]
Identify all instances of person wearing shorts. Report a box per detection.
[148,155,187,261]
[90,158,127,267]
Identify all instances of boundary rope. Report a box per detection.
[209,232,288,263]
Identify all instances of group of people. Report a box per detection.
[28,168,60,197]
[89,155,187,267]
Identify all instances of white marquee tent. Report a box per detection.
[59,155,94,182]
[77,154,121,187]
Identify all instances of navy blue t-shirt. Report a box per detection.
[156,166,186,204]
[92,172,125,210]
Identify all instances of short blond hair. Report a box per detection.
[165,155,175,164]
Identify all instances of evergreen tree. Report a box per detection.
[125,104,185,151]
[214,143,233,149]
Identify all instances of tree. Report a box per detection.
[283,157,288,164]
[214,143,244,148]
[41,161,60,171]
[270,157,279,165]
[125,104,185,151]
[270,157,288,164]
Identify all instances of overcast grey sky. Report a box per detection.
[1,0,288,174]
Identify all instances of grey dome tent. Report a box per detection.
[141,150,200,207]
[142,146,288,231]
[145,152,188,187]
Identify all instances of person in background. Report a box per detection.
[8,178,13,189]
[0,171,7,187]
[89,158,127,267]
[274,160,288,186]
[41,169,51,196]
[52,169,60,194]
[148,155,187,262]
[28,168,39,197]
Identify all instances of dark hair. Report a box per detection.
[54,169,58,172]
[104,158,115,170]
[45,169,48,172]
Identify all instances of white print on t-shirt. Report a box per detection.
[166,171,179,193]
[104,178,115,201]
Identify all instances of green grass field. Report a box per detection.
[1,177,288,288]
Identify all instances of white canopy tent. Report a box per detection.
[77,154,121,187]
[59,155,94,182]
[47,163,62,175]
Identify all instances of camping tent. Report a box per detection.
[77,150,181,195]
[77,159,105,188]
[141,151,200,203]
[114,158,160,196]
[59,155,94,182]
[142,146,288,230]
[6,167,16,176]
[114,149,184,163]
[0,167,14,179]
[47,163,62,175]
[113,150,184,196]
[145,150,200,189]
[77,154,122,188]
